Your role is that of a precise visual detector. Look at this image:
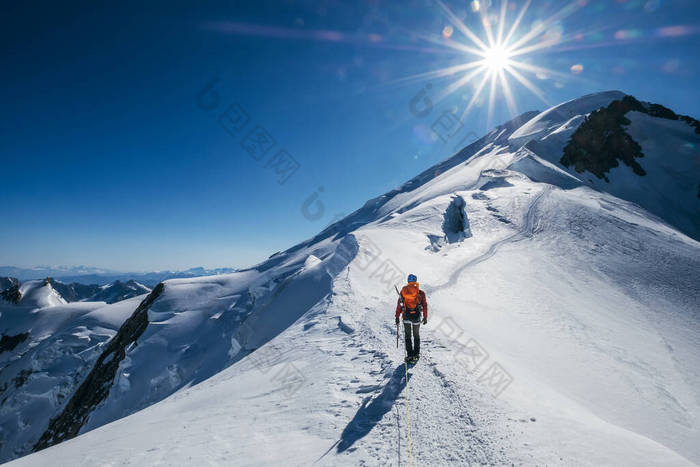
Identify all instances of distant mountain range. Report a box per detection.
[48,279,152,304]
[0,266,237,287]
[0,277,151,305]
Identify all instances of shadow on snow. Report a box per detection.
[336,364,411,453]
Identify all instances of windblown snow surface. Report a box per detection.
[0,285,148,461]
[6,91,700,466]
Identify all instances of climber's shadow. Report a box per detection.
[336,364,411,453]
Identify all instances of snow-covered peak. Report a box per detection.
[294,110,541,255]
[88,280,151,304]
[509,90,625,144]
[17,280,67,308]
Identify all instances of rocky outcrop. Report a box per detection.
[0,284,21,304]
[47,279,149,304]
[0,333,29,354]
[89,280,151,303]
[561,96,646,181]
[0,277,19,293]
[561,95,700,182]
[33,283,164,452]
[47,279,101,302]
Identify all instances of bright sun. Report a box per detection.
[483,45,511,72]
[401,0,584,128]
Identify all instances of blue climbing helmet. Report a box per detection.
[407,274,417,283]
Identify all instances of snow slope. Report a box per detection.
[0,294,147,462]
[509,90,626,144]
[16,280,66,308]
[512,91,700,240]
[6,91,700,466]
[603,110,699,237]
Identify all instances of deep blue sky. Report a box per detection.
[1,0,699,271]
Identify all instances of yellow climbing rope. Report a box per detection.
[403,324,413,467]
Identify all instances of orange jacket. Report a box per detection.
[395,288,428,320]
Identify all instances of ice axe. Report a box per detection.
[394,284,405,349]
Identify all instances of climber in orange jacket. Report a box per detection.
[395,274,428,363]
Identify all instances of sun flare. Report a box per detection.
[482,45,511,72]
[399,0,589,127]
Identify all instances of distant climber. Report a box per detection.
[395,274,428,364]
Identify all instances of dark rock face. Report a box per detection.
[0,277,19,293]
[13,369,32,388]
[561,95,700,182]
[89,280,150,304]
[680,115,700,134]
[47,279,149,304]
[48,279,101,302]
[0,284,22,304]
[33,283,165,452]
[0,333,29,354]
[561,96,647,182]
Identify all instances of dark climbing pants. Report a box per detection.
[403,320,421,358]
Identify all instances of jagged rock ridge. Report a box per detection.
[34,283,165,451]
